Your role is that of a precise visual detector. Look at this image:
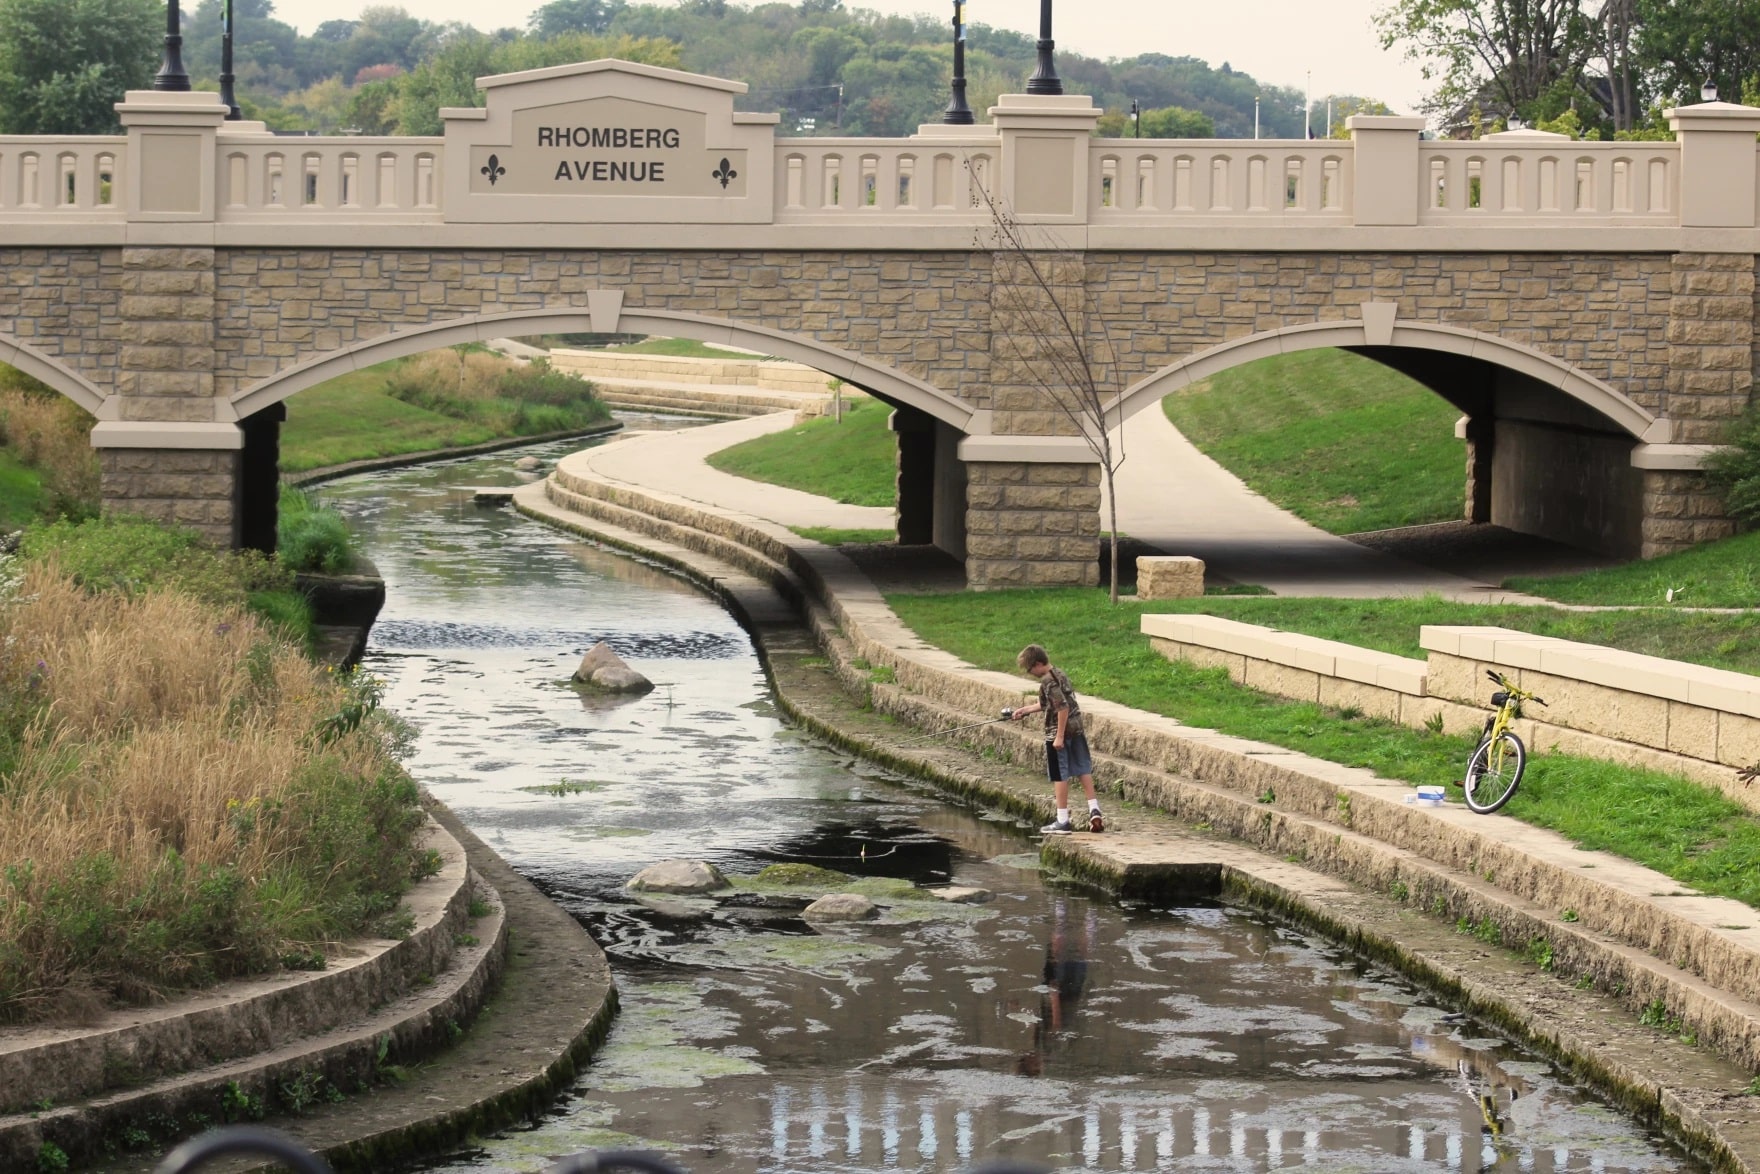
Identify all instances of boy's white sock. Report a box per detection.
[1057,808,1070,824]
[1088,799,1102,812]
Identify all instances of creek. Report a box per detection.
[312,428,1694,1173]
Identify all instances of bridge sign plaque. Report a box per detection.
[442,59,776,224]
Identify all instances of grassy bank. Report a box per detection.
[886,587,1760,909]
[1162,349,1463,535]
[281,349,610,473]
[707,395,896,507]
[0,517,426,1024]
[1505,529,1760,609]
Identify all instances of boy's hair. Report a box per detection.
[1017,644,1049,670]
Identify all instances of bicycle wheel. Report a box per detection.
[1463,732,1526,814]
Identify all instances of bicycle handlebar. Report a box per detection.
[1485,669,1545,706]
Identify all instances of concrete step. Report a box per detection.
[528,461,1760,1080]
[0,821,506,1170]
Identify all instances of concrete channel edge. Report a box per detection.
[516,466,1760,1173]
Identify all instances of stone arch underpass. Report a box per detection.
[219,303,980,560]
[1112,315,1677,559]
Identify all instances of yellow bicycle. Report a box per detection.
[1463,670,1547,814]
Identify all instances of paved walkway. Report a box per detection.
[1104,406,1544,600]
[587,407,1550,599]
[581,412,894,532]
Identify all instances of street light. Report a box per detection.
[219,0,241,119]
[942,0,974,125]
[153,0,191,91]
[1025,0,1062,96]
[1702,80,1719,103]
[1130,99,1140,138]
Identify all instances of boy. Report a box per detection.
[1004,644,1104,835]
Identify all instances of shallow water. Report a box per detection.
[314,429,1694,1174]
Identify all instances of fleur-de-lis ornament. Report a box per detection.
[711,158,738,189]
[481,154,506,186]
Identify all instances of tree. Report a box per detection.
[1635,0,1760,111]
[1096,105,1215,138]
[0,0,161,134]
[973,179,1129,603]
[528,0,628,38]
[1375,0,1597,122]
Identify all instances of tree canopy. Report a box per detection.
[1377,0,1760,137]
[0,0,160,134]
[0,0,1387,139]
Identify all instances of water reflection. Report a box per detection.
[311,431,1692,1174]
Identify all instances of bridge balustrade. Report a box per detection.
[1416,140,1679,222]
[775,137,996,222]
[1089,141,1353,221]
[0,136,124,218]
[217,137,444,221]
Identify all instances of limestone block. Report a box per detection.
[1668,702,1720,760]
[1136,556,1205,600]
[1521,670,1669,749]
[1241,659,1321,704]
[1317,676,1402,722]
[1719,713,1760,768]
[1148,637,1247,681]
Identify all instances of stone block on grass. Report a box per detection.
[1136,556,1205,600]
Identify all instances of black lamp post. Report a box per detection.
[153,0,191,92]
[942,0,974,125]
[1025,0,1062,96]
[1131,99,1141,137]
[220,0,241,119]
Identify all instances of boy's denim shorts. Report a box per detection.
[1044,733,1094,782]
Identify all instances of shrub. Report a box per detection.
[382,349,606,433]
[277,486,355,574]
[1705,405,1760,525]
[22,516,290,608]
[0,554,426,1025]
[0,383,99,521]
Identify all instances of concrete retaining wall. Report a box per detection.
[547,349,831,394]
[1141,613,1758,806]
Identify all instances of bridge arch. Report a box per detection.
[1113,318,1666,442]
[0,334,110,418]
[226,306,977,433]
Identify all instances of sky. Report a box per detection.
[267,0,1435,114]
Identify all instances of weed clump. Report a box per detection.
[0,531,426,1026]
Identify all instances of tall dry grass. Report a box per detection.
[0,385,100,519]
[0,560,427,1025]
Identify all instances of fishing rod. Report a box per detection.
[897,709,1022,744]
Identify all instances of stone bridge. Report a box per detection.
[3,59,1757,586]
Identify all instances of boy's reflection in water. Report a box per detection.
[1017,896,1099,1076]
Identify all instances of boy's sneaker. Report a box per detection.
[1087,810,1105,833]
[1040,819,1076,836]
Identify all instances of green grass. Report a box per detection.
[281,362,505,472]
[0,449,45,529]
[707,396,897,507]
[1507,529,1760,609]
[789,526,895,545]
[887,586,1760,909]
[1163,349,1464,535]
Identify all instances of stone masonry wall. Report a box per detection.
[1667,252,1755,445]
[964,462,1100,589]
[209,250,995,406]
[1085,252,1677,418]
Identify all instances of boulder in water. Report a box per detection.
[627,859,730,895]
[802,893,879,922]
[514,456,544,472]
[927,886,994,904]
[573,641,654,693]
